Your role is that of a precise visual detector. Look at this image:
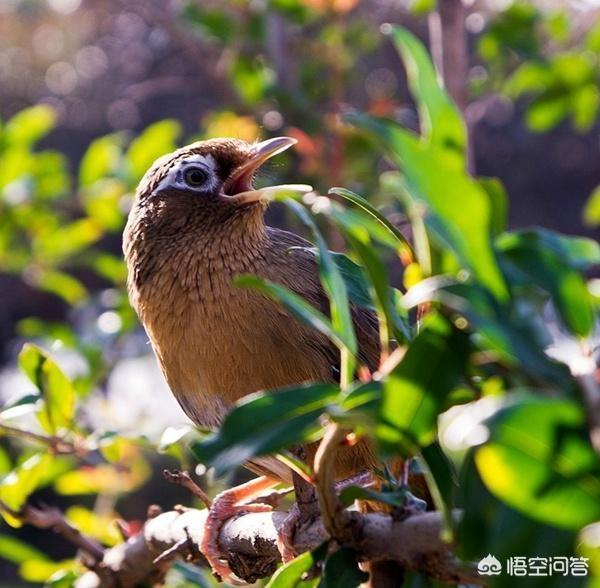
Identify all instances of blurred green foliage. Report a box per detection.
[0,2,599,587]
[477,1,600,134]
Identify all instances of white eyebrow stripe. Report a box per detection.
[155,153,219,193]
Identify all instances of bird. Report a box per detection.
[123,137,391,583]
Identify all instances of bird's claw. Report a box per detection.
[200,477,278,584]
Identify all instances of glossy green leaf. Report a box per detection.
[459,457,578,588]
[267,543,328,588]
[386,25,466,166]
[18,343,76,434]
[191,383,339,476]
[496,229,598,336]
[472,393,600,530]
[285,199,357,382]
[329,187,414,261]
[377,313,469,453]
[403,278,573,386]
[348,113,508,301]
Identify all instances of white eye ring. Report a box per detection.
[183,166,209,188]
[154,153,219,194]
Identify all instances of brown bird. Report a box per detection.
[123,137,386,582]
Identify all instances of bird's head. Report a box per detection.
[133,136,309,213]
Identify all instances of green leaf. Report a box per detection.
[419,442,458,533]
[496,229,598,336]
[5,105,56,146]
[459,456,578,582]
[33,218,102,263]
[82,179,127,231]
[235,275,355,353]
[18,344,76,434]
[339,484,417,509]
[0,453,53,527]
[320,548,368,587]
[79,134,123,187]
[526,95,569,132]
[0,534,49,564]
[285,199,357,382]
[34,269,88,305]
[328,187,414,261]
[191,383,339,476]
[478,178,508,237]
[471,393,600,530]
[267,543,328,588]
[584,185,600,227]
[377,313,469,453]
[403,279,573,387]
[126,120,181,182]
[385,25,466,167]
[348,113,508,301]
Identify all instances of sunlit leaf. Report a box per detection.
[377,313,469,453]
[126,120,181,182]
[583,185,600,227]
[18,343,76,434]
[348,113,508,301]
[33,269,88,305]
[5,105,56,147]
[385,25,466,166]
[0,453,53,527]
[79,134,123,187]
[66,505,121,546]
[471,393,600,530]
[0,534,49,564]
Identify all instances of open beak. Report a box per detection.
[224,136,313,205]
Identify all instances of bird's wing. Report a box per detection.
[266,228,381,373]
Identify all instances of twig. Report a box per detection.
[0,422,87,456]
[313,422,353,543]
[153,527,200,565]
[0,500,104,562]
[163,469,212,508]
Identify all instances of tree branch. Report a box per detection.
[74,506,481,587]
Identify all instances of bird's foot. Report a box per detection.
[201,476,278,584]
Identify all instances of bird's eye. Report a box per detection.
[183,167,209,188]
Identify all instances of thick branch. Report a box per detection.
[75,507,481,588]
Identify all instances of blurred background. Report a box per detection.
[0,0,599,584]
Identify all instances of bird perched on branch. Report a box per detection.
[123,137,388,583]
